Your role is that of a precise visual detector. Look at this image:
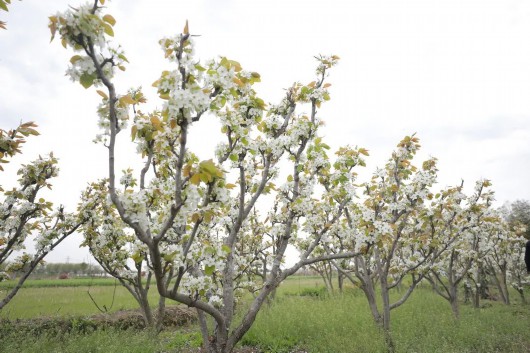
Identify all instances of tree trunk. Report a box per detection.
[473,286,480,308]
[383,328,396,353]
[0,266,33,310]
[156,295,166,332]
[516,288,526,305]
[361,281,382,325]
[139,295,154,327]
[449,285,460,319]
[338,271,344,294]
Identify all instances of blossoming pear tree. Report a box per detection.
[0,123,85,310]
[51,1,360,351]
[481,210,518,305]
[79,179,166,329]
[321,135,443,351]
[507,234,529,304]
[501,200,530,303]
[424,180,498,318]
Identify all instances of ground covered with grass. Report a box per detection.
[1,277,529,352]
[243,288,530,353]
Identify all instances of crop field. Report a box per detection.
[1,276,529,353]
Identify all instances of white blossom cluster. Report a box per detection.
[94,98,129,144]
[53,3,107,49]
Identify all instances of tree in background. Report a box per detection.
[425,180,498,318]
[503,200,530,240]
[79,179,166,329]
[0,123,85,310]
[322,136,444,351]
[501,200,530,303]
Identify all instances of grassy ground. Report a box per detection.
[243,287,530,353]
[0,277,117,289]
[1,276,529,352]
[0,280,160,319]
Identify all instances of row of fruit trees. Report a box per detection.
[1,1,528,352]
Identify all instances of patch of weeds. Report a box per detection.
[162,331,203,351]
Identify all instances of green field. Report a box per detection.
[0,277,118,289]
[0,282,160,319]
[1,276,530,352]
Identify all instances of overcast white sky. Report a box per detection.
[1,0,530,263]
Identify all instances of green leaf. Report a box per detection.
[0,1,8,12]
[221,244,231,254]
[131,251,143,264]
[118,53,129,63]
[204,210,213,223]
[79,73,95,89]
[200,159,223,178]
[163,252,176,262]
[103,22,114,37]
[204,265,215,276]
[70,55,83,64]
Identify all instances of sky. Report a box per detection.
[1,0,530,263]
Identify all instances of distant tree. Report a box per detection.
[322,136,442,352]
[503,200,530,239]
[425,180,498,318]
[0,123,86,310]
[500,200,530,303]
[79,179,166,329]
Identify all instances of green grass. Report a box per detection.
[0,328,167,353]
[0,283,161,319]
[0,277,118,289]
[1,276,530,352]
[242,286,530,353]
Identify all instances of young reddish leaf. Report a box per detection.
[96,90,108,100]
[119,95,135,105]
[190,173,201,185]
[102,14,116,26]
